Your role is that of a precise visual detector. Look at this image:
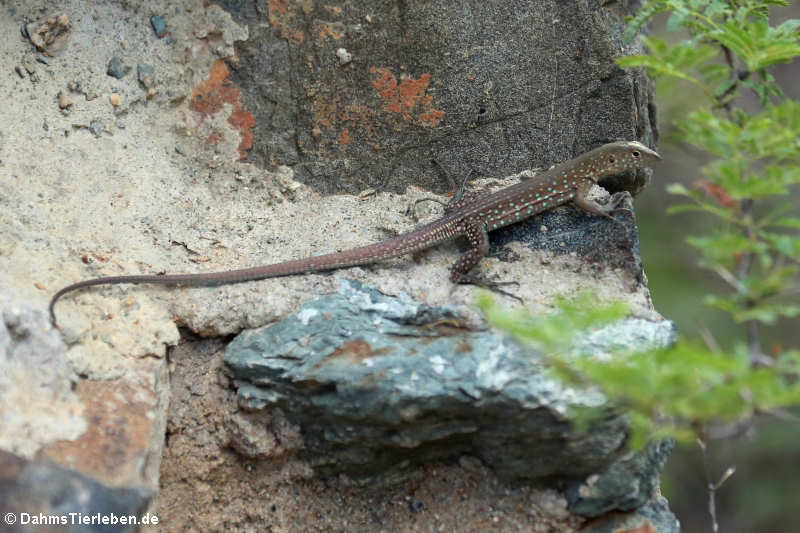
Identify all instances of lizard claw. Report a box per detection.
[453,273,523,303]
[606,191,633,210]
[601,192,635,225]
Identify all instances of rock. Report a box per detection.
[567,439,676,517]
[106,56,131,79]
[583,496,681,533]
[21,53,37,75]
[225,280,674,484]
[0,292,85,456]
[88,120,103,137]
[0,290,169,489]
[137,64,155,88]
[223,1,657,195]
[336,47,352,65]
[57,90,73,109]
[26,12,71,56]
[0,449,153,532]
[150,15,167,38]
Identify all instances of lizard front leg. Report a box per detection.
[572,191,633,226]
[450,220,521,302]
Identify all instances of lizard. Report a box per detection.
[49,141,661,324]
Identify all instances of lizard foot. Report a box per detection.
[453,273,523,303]
[605,191,635,218]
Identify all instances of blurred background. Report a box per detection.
[636,5,800,532]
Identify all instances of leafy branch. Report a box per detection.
[620,0,800,364]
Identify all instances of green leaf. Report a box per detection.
[707,162,795,199]
[624,1,670,42]
[766,217,800,230]
[477,291,629,354]
[757,203,800,229]
[666,184,740,223]
[566,338,800,445]
[678,110,741,157]
[711,19,800,71]
[666,8,690,33]
[686,233,769,270]
[617,37,718,92]
[762,233,800,261]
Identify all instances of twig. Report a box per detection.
[765,408,800,424]
[698,327,721,353]
[697,437,736,533]
[715,45,750,115]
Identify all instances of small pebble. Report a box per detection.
[109,93,121,106]
[106,56,130,79]
[150,15,167,38]
[408,499,425,513]
[137,64,154,88]
[336,47,352,65]
[89,120,103,137]
[26,12,71,55]
[21,54,37,74]
[57,90,73,109]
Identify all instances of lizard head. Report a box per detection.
[584,141,662,180]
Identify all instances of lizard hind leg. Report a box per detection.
[449,221,523,303]
[406,161,480,220]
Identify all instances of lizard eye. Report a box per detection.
[632,150,641,157]
[608,156,615,164]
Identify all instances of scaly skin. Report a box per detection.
[49,141,661,323]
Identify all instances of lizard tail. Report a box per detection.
[48,217,456,324]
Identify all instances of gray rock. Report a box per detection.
[0,289,86,455]
[150,15,167,38]
[567,439,675,517]
[493,191,649,283]
[137,64,154,88]
[218,0,657,195]
[88,120,103,138]
[106,56,130,79]
[584,496,681,533]
[225,280,674,483]
[0,449,152,533]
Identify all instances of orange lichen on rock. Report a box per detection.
[190,60,254,159]
[315,21,345,40]
[369,67,444,127]
[268,0,310,43]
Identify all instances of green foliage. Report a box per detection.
[476,291,628,354]
[622,0,800,104]
[619,1,800,331]
[478,294,800,448]
[617,38,721,95]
